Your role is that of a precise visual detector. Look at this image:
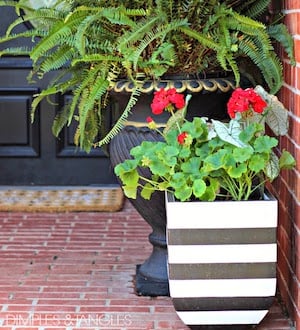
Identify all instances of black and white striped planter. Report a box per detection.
[165,192,277,329]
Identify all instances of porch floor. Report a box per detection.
[0,199,293,330]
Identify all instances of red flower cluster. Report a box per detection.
[227,88,267,119]
[151,88,185,115]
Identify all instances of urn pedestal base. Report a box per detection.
[109,126,170,296]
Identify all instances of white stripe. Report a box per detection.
[166,199,277,229]
[168,244,277,263]
[169,278,276,298]
[176,310,269,325]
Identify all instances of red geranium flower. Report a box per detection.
[177,132,188,145]
[227,88,267,119]
[151,89,170,115]
[166,88,185,109]
[151,88,185,115]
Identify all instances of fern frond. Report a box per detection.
[30,11,88,62]
[52,103,73,138]
[0,46,32,57]
[6,8,66,36]
[0,29,44,44]
[96,88,141,146]
[240,0,270,19]
[128,20,187,72]
[258,54,283,94]
[179,26,220,51]
[218,51,240,86]
[72,7,132,55]
[239,36,283,93]
[118,16,160,53]
[79,76,109,132]
[31,75,80,120]
[39,45,75,74]
[268,24,296,65]
[71,54,122,66]
[228,11,266,31]
[65,67,99,126]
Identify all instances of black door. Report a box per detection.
[0,7,116,185]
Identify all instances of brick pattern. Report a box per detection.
[0,200,292,329]
[270,1,300,328]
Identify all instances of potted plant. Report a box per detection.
[114,86,296,327]
[0,0,295,296]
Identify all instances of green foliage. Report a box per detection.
[114,88,296,202]
[0,0,295,151]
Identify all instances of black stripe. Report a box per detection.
[173,296,275,311]
[168,228,276,245]
[168,263,276,279]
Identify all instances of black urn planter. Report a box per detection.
[109,77,235,296]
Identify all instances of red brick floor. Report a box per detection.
[0,199,293,330]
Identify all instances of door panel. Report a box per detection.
[0,7,116,185]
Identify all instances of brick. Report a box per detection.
[0,199,292,329]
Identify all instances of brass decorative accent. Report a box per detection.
[112,78,235,94]
[124,120,166,127]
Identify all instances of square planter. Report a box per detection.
[165,192,278,328]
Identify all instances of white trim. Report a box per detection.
[169,278,276,298]
[166,198,277,229]
[176,310,269,325]
[168,244,277,263]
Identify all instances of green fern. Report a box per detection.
[39,46,74,73]
[0,0,295,152]
[96,88,141,146]
[268,24,296,65]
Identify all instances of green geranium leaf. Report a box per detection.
[249,154,266,172]
[228,163,247,178]
[279,150,296,169]
[254,136,278,153]
[159,145,179,166]
[182,117,207,139]
[204,149,227,170]
[192,179,207,198]
[239,123,262,143]
[223,152,236,168]
[141,183,154,200]
[129,145,143,158]
[123,185,138,199]
[164,145,179,157]
[174,185,192,201]
[157,181,170,191]
[199,178,219,201]
[114,160,139,186]
[150,160,170,176]
[114,159,137,174]
[208,136,225,150]
[170,172,186,189]
[232,147,253,162]
[181,157,201,174]
[179,146,191,158]
[195,143,210,158]
[131,141,159,158]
